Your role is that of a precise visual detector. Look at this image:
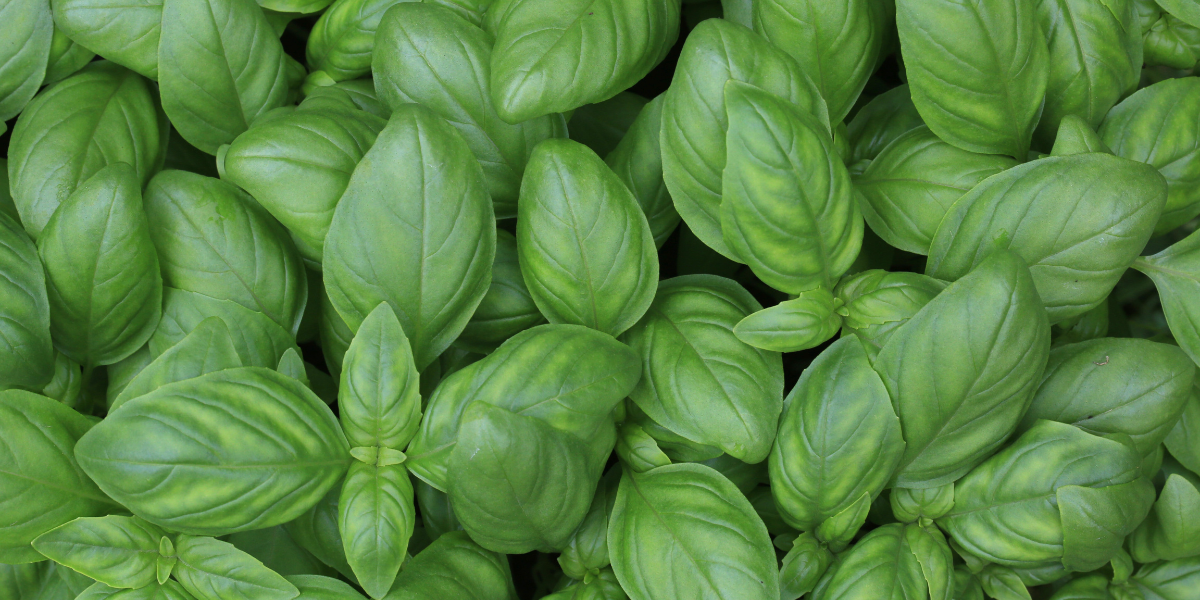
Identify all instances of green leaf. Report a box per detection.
[0,563,49,598]
[406,324,638,491]
[1129,474,1200,562]
[779,533,833,600]
[0,0,51,121]
[1018,338,1195,455]
[75,368,350,536]
[752,0,883,122]
[660,18,829,261]
[810,523,942,600]
[286,575,366,600]
[318,283,354,382]
[488,0,680,122]
[1032,0,1142,147]
[338,463,414,598]
[1133,228,1200,366]
[1099,77,1200,233]
[854,125,1017,255]
[834,270,948,361]
[0,212,54,390]
[297,80,389,119]
[927,154,1167,323]
[939,421,1152,570]
[113,580,197,600]
[604,94,680,248]
[770,337,904,531]
[173,535,299,600]
[305,0,415,82]
[614,422,672,474]
[144,170,308,335]
[7,62,168,238]
[51,0,162,79]
[448,402,596,554]
[733,288,842,353]
[845,84,925,164]
[159,0,288,153]
[456,229,545,353]
[891,484,955,524]
[896,0,1049,159]
[340,303,422,451]
[1157,0,1200,28]
[221,108,385,263]
[621,276,783,463]
[567,92,649,157]
[875,249,1051,488]
[721,81,862,293]
[322,103,496,371]
[372,2,567,218]
[1130,555,1200,600]
[277,349,308,386]
[557,468,620,580]
[517,138,659,336]
[43,26,94,85]
[978,566,1031,600]
[0,391,114,563]
[608,463,779,600]
[149,288,299,370]
[42,352,84,409]
[1050,115,1113,156]
[38,163,162,367]
[283,488,357,583]
[382,531,517,600]
[32,516,164,589]
[540,568,625,600]
[1165,384,1200,475]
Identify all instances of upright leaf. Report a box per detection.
[487,0,681,122]
[874,250,1051,488]
[75,368,350,536]
[158,0,289,153]
[517,139,659,336]
[323,103,496,370]
[114,317,242,411]
[1128,474,1200,562]
[845,84,925,164]
[38,163,162,367]
[896,0,1049,159]
[337,463,413,598]
[340,303,422,451]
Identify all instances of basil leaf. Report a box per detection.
[337,462,413,597]
[51,0,162,79]
[150,288,299,370]
[0,212,54,390]
[1133,228,1200,366]
[604,94,680,248]
[114,317,243,411]
[456,229,545,353]
[32,516,164,589]
[382,531,517,600]
[845,84,925,164]
[173,535,299,600]
[305,0,412,82]
[0,0,51,121]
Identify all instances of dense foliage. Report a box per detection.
[3,0,1200,599]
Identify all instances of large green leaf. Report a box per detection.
[51,0,162,79]
[407,324,638,490]
[1133,228,1200,366]
[608,463,779,600]
[38,163,162,367]
[939,421,1153,571]
[1032,0,1141,147]
[769,337,905,532]
[340,303,422,452]
[895,0,1049,159]
[338,463,413,598]
[0,212,54,390]
[144,170,308,336]
[381,531,516,600]
[1018,338,1195,456]
[149,288,299,370]
[75,368,350,536]
[158,0,289,154]
[721,81,861,294]
[812,523,952,600]
[305,0,416,82]
[874,250,1050,489]
[752,0,882,122]
[0,391,115,564]
[323,103,495,370]
[372,2,566,218]
[854,126,1016,255]
[660,18,828,261]
[456,229,545,353]
[0,0,51,121]
[927,154,1167,323]
[1130,555,1200,600]
[7,62,167,239]
[173,535,298,600]
[487,0,680,122]
[113,317,243,411]
[517,139,659,336]
[1099,77,1200,234]
[32,516,164,589]
[604,94,680,248]
[621,275,784,463]
[221,108,385,263]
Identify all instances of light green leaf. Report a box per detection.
[1050,115,1113,156]
[517,139,659,336]
[488,0,680,122]
[173,535,299,600]
[381,531,516,600]
[896,0,1049,159]
[1133,228,1200,366]
[43,27,95,84]
[75,368,350,536]
[1128,474,1200,562]
[286,575,366,600]
[32,516,164,589]
[733,288,842,353]
[305,0,416,82]
[0,0,51,121]
[51,0,161,78]
[338,463,413,598]
[1130,555,1200,600]
[875,250,1051,488]
[845,84,925,164]
[322,103,495,370]
[834,269,948,361]
[604,94,680,248]
[340,302,421,450]
[558,468,620,580]
[149,288,298,370]
[38,163,162,367]
[0,212,54,390]
[456,229,545,353]
[1165,384,1200,475]
[158,0,289,153]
